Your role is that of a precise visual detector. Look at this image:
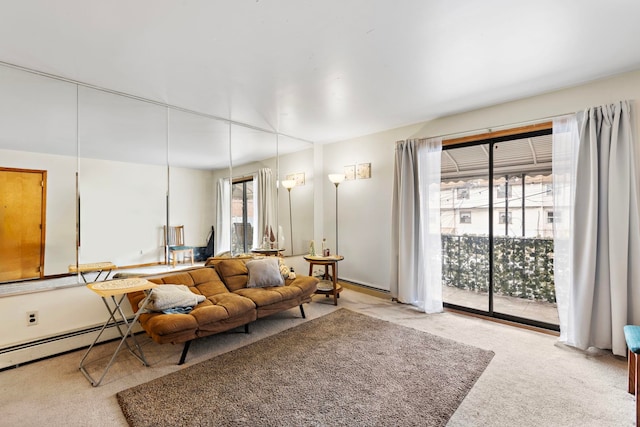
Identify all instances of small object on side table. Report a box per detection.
[303,254,344,306]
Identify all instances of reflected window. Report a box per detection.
[232,178,254,253]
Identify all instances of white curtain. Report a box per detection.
[390,137,443,313]
[215,177,231,254]
[554,100,640,356]
[254,168,276,248]
[552,114,579,344]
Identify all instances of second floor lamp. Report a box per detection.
[328,174,345,255]
[282,179,296,254]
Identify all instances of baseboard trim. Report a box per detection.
[0,319,141,371]
[338,279,391,300]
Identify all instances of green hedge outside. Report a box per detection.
[441,234,556,303]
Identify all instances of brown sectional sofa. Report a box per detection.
[126,258,318,364]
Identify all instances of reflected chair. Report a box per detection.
[164,225,194,268]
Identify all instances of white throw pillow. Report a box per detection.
[246,258,285,288]
[140,284,205,311]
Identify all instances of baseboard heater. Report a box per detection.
[0,318,142,371]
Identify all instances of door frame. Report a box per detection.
[441,126,559,332]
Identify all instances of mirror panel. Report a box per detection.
[0,65,77,282]
[0,63,316,286]
[229,125,278,255]
[277,136,314,256]
[77,87,167,268]
[168,109,229,260]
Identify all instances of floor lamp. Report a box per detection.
[282,179,296,254]
[328,174,345,255]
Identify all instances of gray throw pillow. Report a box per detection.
[246,258,285,288]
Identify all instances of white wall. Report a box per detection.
[78,157,168,266]
[324,69,640,290]
[169,166,215,247]
[278,148,314,255]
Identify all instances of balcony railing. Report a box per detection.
[441,234,555,303]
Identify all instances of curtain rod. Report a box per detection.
[0,60,315,145]
[427,112,576,142]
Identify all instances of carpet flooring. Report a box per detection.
[117,308,494,426]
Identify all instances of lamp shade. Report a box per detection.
[328,174,345,184]
[282,179,296,190]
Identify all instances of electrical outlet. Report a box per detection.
[27,311,38,326]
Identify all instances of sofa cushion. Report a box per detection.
[234,287,285,307]
[286,275,318,297]
[188,293,255,325]
[216,259,249,291]
[246,258,284,288]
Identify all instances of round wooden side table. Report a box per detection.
[303,255,344,306]
[250,248,284,256]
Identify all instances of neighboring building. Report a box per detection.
[441,174,554,238]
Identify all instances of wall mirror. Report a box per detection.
[0,65,77,284]
[277,135,314,256]
[168,109,229,260]
[0,63,315,289]
[227,125,278,256]
[77,86,168,269]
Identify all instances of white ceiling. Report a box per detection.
[1,1,640,145]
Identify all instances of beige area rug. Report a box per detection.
[117,309,494,426]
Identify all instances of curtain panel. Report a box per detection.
[390,137,443,313]
[254,168,276,248]
[215,177,231,254]
[554,100,640,356]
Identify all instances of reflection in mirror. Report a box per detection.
[229,125,278,256]
[168,109,229,264]
[0,65,77,284]
[77,87,167,270]
[277,136,314,256]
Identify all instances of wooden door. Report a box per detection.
[0,168,46,282]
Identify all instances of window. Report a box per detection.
[457,187,470,199]
[497,184,512,198]
[547,211,558,224]
[499,211,512,224]
[460,211,472,224]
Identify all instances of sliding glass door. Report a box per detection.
[441,131,559,329]
[441,143,490,312]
